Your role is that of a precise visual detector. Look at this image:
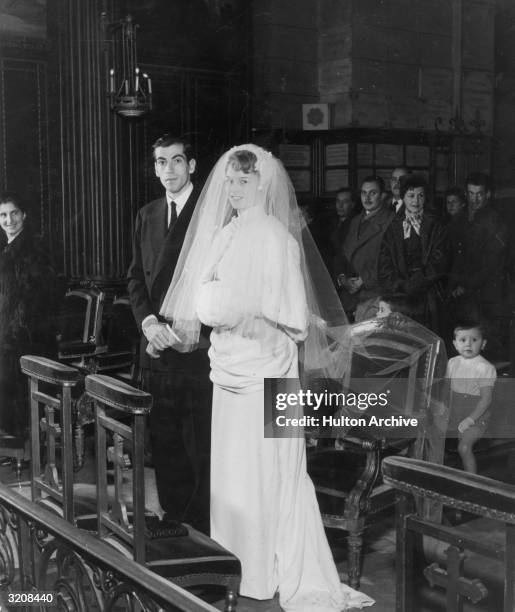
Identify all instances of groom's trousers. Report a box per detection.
[142,349,211,534]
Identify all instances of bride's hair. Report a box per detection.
[227,150,257,174]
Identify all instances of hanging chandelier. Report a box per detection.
[104,14,152,118]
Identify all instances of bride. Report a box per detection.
[159,144,374,611]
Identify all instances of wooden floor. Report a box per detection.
[0,445,512,612]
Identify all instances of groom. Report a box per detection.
[127,134,211,533]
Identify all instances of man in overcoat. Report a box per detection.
[338,176,394,320]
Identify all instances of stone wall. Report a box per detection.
[492,0,515,201]
[254,0,495,140]
[252,0,319,129]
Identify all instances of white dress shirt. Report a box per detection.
[166,182,193,226]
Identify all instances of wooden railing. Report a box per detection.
[382,456,515,612]
[0,483,217,612]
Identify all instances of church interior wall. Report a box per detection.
[0,0,513,279]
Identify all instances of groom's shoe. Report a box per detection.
[144,513,188,540]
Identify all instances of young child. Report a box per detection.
[447,321,496,473]
[376,293,414,319]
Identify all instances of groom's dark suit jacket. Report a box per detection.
[127,185,211,531]
[127,186,208,370]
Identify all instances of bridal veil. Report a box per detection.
[159,143,352,387]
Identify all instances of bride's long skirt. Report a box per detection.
[210,385,374,611]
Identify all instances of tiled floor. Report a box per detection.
[0,448,511,612]
[205,512,507,611]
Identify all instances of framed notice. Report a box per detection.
[276,126,453,209]
[375,168,391,185]
[325,143,349,166]
[325,169,349,192]
[278,144,311,168]
[287,170,311,193]
[375,144,403,166]
[357,143,373,165]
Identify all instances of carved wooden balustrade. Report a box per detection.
[0,482,217,612]
[382,456,515,612]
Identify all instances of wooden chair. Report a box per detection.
[19,355,96,523]
[307,316,444,588]
[57,285,139,381]
[57,286,107,370]
[382,455,515,612]
[94,296,140,383]
[85,373,241,612]
[0,434,26,485]
[57,288,141,470]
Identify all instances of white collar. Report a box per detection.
[167,182,193,216]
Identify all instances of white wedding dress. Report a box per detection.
[196,209,374,611]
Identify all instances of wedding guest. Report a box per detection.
[337,176,393,321]
[446,320,496,473]
[378,174,450,333]
[331,187,358,252]
[0,192,57,441]
[387,166,410,214]
[445,187,466,220]
[376,293,414,319]
[447,173,508,358]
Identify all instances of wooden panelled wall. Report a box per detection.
[0,0,246,281]
[0,54,49,238]
[52,0,127,279]
[51,0,243,280]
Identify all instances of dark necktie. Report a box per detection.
[167,200,177,232]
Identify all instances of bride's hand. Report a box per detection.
[310,313,327,330]
[196,280,244,329]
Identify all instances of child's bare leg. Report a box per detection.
[458,426,483,473]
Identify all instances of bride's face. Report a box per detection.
[226,166,260,211]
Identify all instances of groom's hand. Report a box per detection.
[142,317,173,351]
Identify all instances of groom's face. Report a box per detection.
[154,144,196,196]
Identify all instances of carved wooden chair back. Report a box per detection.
[94,296,140,383]
[19,355,80,523]
[86,374,150,562]
[348,319,441,418]
[57,287,106,367]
